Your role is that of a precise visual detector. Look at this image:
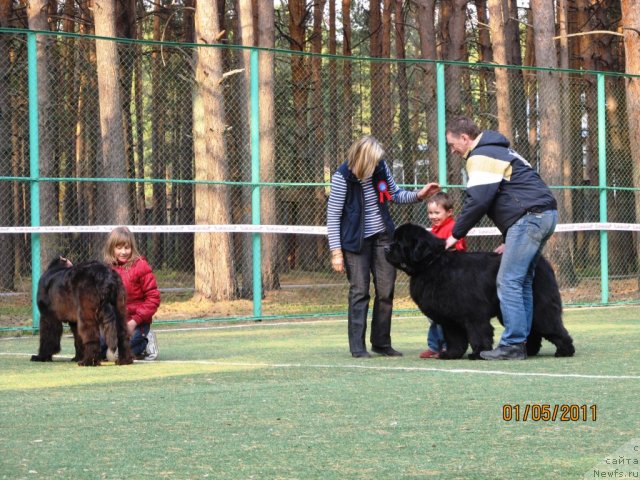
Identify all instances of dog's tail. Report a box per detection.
[101,303,120,359]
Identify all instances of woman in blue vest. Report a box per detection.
[327,135,439,358]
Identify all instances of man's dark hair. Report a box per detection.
[446,116,482,139]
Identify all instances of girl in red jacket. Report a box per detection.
[419,192,466,359]
[103,226,161,360]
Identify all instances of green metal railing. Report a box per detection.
[0,28,639,332]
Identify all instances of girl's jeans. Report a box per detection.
[100,322,149,357]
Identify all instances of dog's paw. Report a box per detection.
[438,351,463,360]
[77,358,101,367]
[30,354,52,362]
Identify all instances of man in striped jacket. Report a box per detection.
[443,116,558,361]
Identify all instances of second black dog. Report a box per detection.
[385,223,575,360]
[31,257,133,366]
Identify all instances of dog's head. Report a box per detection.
[385,223,446,275]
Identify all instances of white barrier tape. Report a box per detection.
[0,223,638,235]
[0,224,327,235]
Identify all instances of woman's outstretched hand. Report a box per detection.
[417,182,442,201]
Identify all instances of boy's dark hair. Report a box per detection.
[428,191,454,211]
[446,116,482,139]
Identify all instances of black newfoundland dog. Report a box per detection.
[385,223,575,360]
[31,257,133,366]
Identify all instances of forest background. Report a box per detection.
[0,0,639,324]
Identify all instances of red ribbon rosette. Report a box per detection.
[377,180,392,203]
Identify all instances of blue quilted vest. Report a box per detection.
[337,160,395,253]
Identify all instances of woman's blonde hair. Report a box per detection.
[347,135,384,180]
[103,226,142,267]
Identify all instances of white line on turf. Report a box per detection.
[2,352,639,380]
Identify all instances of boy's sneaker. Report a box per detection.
[419,349,440,359]
[143,330,159,360]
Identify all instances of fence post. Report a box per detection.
[250,48,262,318]
[597,72,609,304]
[27,31,41,331]
[436,62,447,188]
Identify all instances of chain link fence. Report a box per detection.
[0,30,638,330]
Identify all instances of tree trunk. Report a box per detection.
[414,0,438,183]
[440,0,467,186]
[369,0,384,140]
[258,1,279,291]
[287,0,310,272]
[116,0,137,225]
[328,0,338,164]
[394,0,414,224]
[76,0,99,255]
[556,0,577,286]
[27,0,58,268]
[237,0,255,296]
[309,0,327,270]
[620,0,640,285]
[488,0,512,136]
[149,9,166,268]
[92,0,129,225]
[193,0,237,301]
[474,0,495,117]
[288,0,309,181]
[340,0,353,163]
[0,0,14,289]
[531,0,576,285]
[379,0,393,150]
[175,0,195,273]
[507,0,528,160]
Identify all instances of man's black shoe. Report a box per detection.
[479,343,527,360]
[371,346,403,357]
[352,351,371,358]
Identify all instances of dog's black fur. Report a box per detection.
[30,257,133,366]
[385,223,575,360]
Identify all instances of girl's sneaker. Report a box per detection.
[143,330,159,360]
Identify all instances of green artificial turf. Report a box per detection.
[0,306,639,479]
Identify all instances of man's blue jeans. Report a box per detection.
[497,209,558,346]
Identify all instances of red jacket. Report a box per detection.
[112,257,161,325]
[431,216,467,251]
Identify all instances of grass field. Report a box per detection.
[1,306,639,479]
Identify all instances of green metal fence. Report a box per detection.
[0,29,639,331]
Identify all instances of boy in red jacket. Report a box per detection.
[419,192,467,359]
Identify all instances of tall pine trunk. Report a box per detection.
[93,0,129,226]
[258,2,279,290]
[27,0,57,268]
[531,0,576,285]
[0,0,14,289]
[621,0,640,287]
[193,1,237,301]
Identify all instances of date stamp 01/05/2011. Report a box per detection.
[502,403,597,422]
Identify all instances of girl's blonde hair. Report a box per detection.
[103,226,142,267]
[347,135,384,180]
